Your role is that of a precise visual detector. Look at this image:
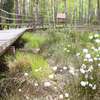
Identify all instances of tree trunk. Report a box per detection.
[34,0,39,29]
[15,0,19,27]
[97,0,100,23]
[64,0,67,26]
[88,0,92,24]
[52,0,57,28]
[23,0,26,15]
[0,0,3,30]
[79,0,82,23]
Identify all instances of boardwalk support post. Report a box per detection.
[6,46,16,55]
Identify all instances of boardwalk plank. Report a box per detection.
[0,28,27,56]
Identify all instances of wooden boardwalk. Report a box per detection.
[0,28,27,56]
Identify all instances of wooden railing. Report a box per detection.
[0,9,34,29]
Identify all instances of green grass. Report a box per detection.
[6,52,52,80]
[30,55,52,80]
[5,52,31,74]
[22,32,47,48]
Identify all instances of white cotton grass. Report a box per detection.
[88,83,97,90]
[95,39,100,43]
[80,81,88,87]
[94,57,98,61]
[94,57,100,61]
[90,76,93,80]
[79,45,98,93]
[64,48,67,51]
[59,93,69,99]
[80,68,86,74]
[35,67,42,72]
[44,81,51,87]
[84,58,88,62]
[35,69,39,72]
[65,93,69,98]
[48,74,54,79]
[89,84,97,90]
[81,64,87,69]
[98,63,100,67]
[98,47,100,50]
[25,96,30,100]
[84,58,93,62]
[59,94,64,99]
[18,89,22,92]
[92,84,96,90]
[85,54,91,59]
[60,69,63,72]
[91,46,95,50]
[34,83,39,87]
[24,72,29,76]
[94,48,98,52]
[52,66,57,71]
[54,87,57,90]
[67,50,70,53]
[63,66,67,70]
[89,83,93,88]
[94,34,99,38]
[89,35,93,39]
[80,64,87,74]
[80,81,97,90]
[87,65,93,72]
[76,53,80,56]
[91,46,99,52]
[85,74,88,79]
[69,67,75,75]
[83,48,88,53]
[98,58,100,60]
[88,58,93,62]
[80,64,94,74]
[68,44,71,47]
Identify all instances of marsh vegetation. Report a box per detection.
[0,29,100,100]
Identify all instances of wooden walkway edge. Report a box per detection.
[0,28,27,56]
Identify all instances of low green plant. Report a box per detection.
[30,55,52,80]
[22,32,47,48]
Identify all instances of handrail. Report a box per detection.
[0,15,33,21]
[0,8,34,28]
[0,8,33,18]
[0,23,33,26]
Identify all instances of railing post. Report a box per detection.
[0,11,2,30]
[0,0,3,30]
[7,14,10,29]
